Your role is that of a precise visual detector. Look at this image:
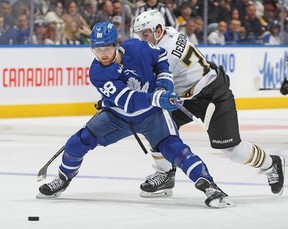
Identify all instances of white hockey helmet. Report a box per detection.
[133,10,165,41]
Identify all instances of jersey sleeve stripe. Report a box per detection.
[124,90,135,112]
[114,87,131,106]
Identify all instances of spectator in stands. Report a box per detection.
[112,0,132,18]
[262,20,281,45]
[112,0,132,40]
[259,3,277,26]
[36,0,53,16]
[80,0,99,29]
[217,0,233,23]
[242,3,264,43]
[230,8,245,34]
[198,0,222,24]
[134,0,178,29]
[95,0,114,22]
[4,13,29,44]
[177,2,192,29]
[224,19,244,44]
[135,0,144,10]
[63,1,91,34]
[11,0,30,21]
[0,13,7,44]
[283,18,288,44]
[231,7,241,21]
[43,21,63,45]
[44,1,64,25]
[232,0,251,22]
[194,15,204,43]
[188,0,201,17]
[0,0,14,30]
[262,0,281,14]
[31,16,46,44]
[181,17,198,44]
[251,0,265,18]
[111,15,124,40]
[64,18,87,45]
[208,20,227,45]
[164,0,177,16]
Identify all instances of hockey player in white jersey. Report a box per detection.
[37,21,234,208]
[133,10,285,198]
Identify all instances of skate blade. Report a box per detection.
[36,192,62,199]
[140,189,173,198]
[208,197,235,208]
[278,157,286,196]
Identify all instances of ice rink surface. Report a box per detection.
[0,108,288,229]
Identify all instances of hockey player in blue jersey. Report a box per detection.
[37,21,234,208]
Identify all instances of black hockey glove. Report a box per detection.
[207,60,218,71]
[280,78,288,95]
[94,99,103,110]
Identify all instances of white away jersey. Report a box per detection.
[157,27,217,97]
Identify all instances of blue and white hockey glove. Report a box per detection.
[151,90,180,112]
[155,73,174,91]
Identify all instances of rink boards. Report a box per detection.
[0,45,288,118]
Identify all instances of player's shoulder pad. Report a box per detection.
[121,38,142,52]
[166,27,178,35]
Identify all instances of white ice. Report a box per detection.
[0,109,288,229]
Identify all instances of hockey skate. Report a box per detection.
[195,178,235,208]
[261,155,285,195]
[36,171,70,199]
[140,165,176,197]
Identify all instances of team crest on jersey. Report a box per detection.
[127,77,149,92]
[117,64,124,73]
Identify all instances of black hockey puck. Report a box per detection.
[28,216,39,221]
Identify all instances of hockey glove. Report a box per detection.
[155,73,174,91]
[280,78,288,95]
[151,90,180,112]
[94,98,103,110]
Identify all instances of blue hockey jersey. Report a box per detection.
[89,38,172,123]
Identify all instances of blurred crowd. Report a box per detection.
[0,0,288,45]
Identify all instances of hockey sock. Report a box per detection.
[151,150,173,172]
[244,144,273,170]
[158,136,213,182]
[60,127,99,179]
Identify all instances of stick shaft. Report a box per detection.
[175,101,215,131]
[128,122,148,154]
[37,145,65,181]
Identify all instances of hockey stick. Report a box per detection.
[37,145,65,182]
[174,101,215,131]
[128,122,148,154]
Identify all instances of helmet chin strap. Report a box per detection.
[153,27,164,44]
[112,45,119,63]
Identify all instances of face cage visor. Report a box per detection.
[90,45,119,63]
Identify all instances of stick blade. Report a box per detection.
[203,103,216,130]
[37,166,48,182]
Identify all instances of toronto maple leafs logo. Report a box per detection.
[127,77,149,92]
[117,64,124,73]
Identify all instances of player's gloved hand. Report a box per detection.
[155,73,174,91]
[94,98,103,110]
[280,78,288,95]
[151,90,180,112]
